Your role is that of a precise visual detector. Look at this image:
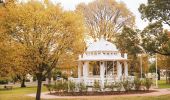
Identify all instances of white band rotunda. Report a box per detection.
[69,37,130,89]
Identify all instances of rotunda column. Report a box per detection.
[124,61,128,77]
[83,61,89,85]
[117,61,122,80]
[112,61,114,77]
[124,53,128,59]
[78,61,81,78]
[100,61,105,90]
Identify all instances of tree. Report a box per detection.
[139,0,170,26]
[139,0,170,55]
[0,6,13,79]
[117,0,170,78]
[0,20,32,87]
[157,54,170,82]
[0,0,3,3]
[76,0,135,41]
[141,22,169,55]
[0,1,85,100]
[139,0,170,83]
[115,26,144,75]
[9,43,34,87]
[116,26,142,53]
[0,29,11,79]
[141,54,149,74]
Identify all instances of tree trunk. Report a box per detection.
[158,69,160,80]
[21,78,26,87]
[47,72,52,85]
[36,73,42,100]
[166,67,168,84]
[168,71,170,84]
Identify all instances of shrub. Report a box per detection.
[109,83,116,91]
[46,80,77,93]
[104,80,110,89]
[52,80,69,92]
[45,84,53,94]
[122,80,133,92]
[79,82,87,92]
[110,82,122,91]
[62,81,68,91]
[93,80,101,91]
[144,78,152,91]
[68,81,76,92]
[134,77,142,91]
[53,81,63,92]
[0,78,8,84]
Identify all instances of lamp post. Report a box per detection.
[138,54,143,79]
[141,55,143,78]
[155,54,158,88]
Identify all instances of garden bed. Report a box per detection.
[49,90,156,96]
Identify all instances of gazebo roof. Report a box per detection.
[87,37,118,52]
[78,37,128,61]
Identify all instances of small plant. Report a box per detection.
[79,82,87,92]
[68,81,76,92]
[51,80,69,92]
[0,78,8,84]
[134,77,142,91]
[62,81,68,92]
[144,78,152,91]
[93,80,101,92]
[110,82,122,91]
[52,82,58,92]
[53,81,63,92]
[122,80,133,92]
[45,84,53,94]
[104,80,110,89]
[109,83,117,91]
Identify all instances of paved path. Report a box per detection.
[27,88,170,99]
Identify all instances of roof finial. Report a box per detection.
[101,35,104,38]
[100,35,105,41]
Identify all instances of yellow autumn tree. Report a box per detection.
[0,5,13,79]
[141,54,149,74]
[157,54,170,83]
[8,42,34,87]
[0,0,85,100]
[0,27,11,79]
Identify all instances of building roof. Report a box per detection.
[87,37,118,52]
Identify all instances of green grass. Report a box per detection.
[0,82,170,100]
[158,80,170,89]
[0,86,47,100]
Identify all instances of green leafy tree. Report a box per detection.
[139,0,170,26]
[116,26,144,75]
[139,0,170,83]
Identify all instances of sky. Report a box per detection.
[52,0,148,30]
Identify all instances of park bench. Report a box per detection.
[4,85,13,90]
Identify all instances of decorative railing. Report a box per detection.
[69,76,134,86]
[79,52,127,60]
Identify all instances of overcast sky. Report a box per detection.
[52,0,148,30]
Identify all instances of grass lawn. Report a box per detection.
[0,81,170,100]
[0,86,47,100]
[158,80,170,89]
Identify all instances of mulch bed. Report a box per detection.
[49,90,157,96]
